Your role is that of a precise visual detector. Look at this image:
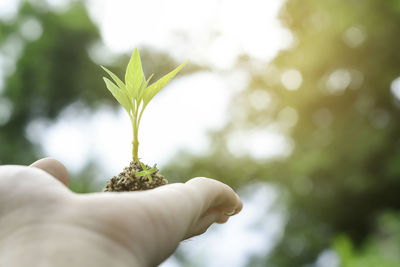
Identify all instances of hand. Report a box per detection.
[0,158,242,267]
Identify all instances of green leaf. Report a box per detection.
[103,77,132,112]
[146,168,158,175]
[136,79,147,105]
[140,162,148,171]
[101,66,126,91]
[136,170,154,182]
[137,74,154,103]
[137,162,157,182]
[142,60,188,108]
[146,174,153,183]
[146,74,154,84]
[125,48,145,100]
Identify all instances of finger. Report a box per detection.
[183,177,243,238]
[186,177,242,216]
[30,158,69,187]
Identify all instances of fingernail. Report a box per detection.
[224,210,235,216]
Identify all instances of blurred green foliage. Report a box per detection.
[262,0,400,265]
[261,0,400,265]
[164,0,400,266]
[334,212,400,266]
[1,0,400,266]
[0,1,104,165]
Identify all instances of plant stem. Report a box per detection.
[131,110,139,163]
[132,128,139,162]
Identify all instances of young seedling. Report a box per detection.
[136,163,158,183]
[102,48,187,192]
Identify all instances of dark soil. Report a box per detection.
[104,161,168,192]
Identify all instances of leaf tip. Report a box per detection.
[100,65,108,73]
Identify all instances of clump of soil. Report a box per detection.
[104,161,168,192]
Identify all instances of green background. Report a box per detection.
[1,0,400,266]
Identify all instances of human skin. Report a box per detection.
[0,158,242,267]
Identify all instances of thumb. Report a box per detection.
[183,177,243,238]
[30,158,70,187]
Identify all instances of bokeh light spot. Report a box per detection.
[1,34,24,76]
[343,26,366,48]
[315,249,340,267]
[2,34,24,60]
[249,89,271,111]
[281,69,302,91]
[0,97,13,126]
[19,17,43,41]
[0,0,20,22]
[390,76,400,101]
[278,106,298,127]
[325,69,351,95]
[0,68,3,93]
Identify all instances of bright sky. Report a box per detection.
[1,0,292,266]
[87,0,291,69]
